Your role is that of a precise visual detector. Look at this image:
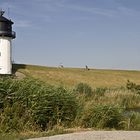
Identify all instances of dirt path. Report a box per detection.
[28,131,140,140]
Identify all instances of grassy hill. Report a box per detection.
[13,64,140,88]
[0,64,139,138]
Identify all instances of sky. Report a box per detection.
[0,0,140,70]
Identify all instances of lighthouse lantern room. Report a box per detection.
[0,10,16,74]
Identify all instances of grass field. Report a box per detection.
[13,64,140,88]
[0,64,139,139]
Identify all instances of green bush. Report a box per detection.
[121,95,140,109]
[95,87,107,96]
[75,83,93,96]
[123,112,140,130]
[0,77,78,132]
[0,76,140,134]
[0,103,31,133]
[0,77,43,132]
[31,86,77,130]
[81,105,124,129]
[126,80,140,94]
[0,77,19,109]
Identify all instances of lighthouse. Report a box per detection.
[0,10,16,74]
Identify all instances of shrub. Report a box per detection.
[0,103,31,133]
[126,80,136,90]
[95,87,107,96]
[30,86,78,130]
[0,77,78,132]
[123,112,140,130]
[126,80,140,94]
[121,95,140,109]
[0,77,43,132]
[81,105,124,129]
[75,83,93,96]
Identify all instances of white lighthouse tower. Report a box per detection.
[0,10,16,74]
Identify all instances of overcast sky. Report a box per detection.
[1,0,140,70]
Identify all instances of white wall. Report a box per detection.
[0,37,12,74]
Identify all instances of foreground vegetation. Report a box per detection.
[0,74,140,139]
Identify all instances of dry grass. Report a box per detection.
[13,64,140,88]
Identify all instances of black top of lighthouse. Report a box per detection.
[0,10,16,39]
[0,10,5,16]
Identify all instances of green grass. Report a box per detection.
[13,64,140,88]
[0,128,74,140]
[1,70,140,139]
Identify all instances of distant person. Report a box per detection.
[85,65,90,70]
[59,63,64,68]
